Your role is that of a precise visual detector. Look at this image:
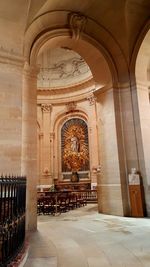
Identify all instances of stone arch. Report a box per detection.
[130,19,150,79]
[24,10,130,85]
[22,9,135,230]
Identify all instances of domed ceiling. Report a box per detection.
[37,47,93,89]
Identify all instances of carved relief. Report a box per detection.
[38,57,88,84]
[68,12,87,40]
[41,104,52,112]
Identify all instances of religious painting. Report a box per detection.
[61,118,89,174]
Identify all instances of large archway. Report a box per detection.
[22,11,141,230]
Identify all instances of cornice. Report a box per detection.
[37,90,95,105]
[0,46,24,68]
[37,77,94,94]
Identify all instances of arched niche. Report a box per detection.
[61,118,90,180]
[52,110,90,181]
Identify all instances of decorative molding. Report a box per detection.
[0,46,24,69]
[41,104,52,113]
[37,77,94,93]
[68,12,87,40]
[50,132,55,139]
[66,102,77,111]
[0,45,21,57]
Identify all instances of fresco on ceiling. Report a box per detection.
[61,118,89,173]
[37,48,92,88]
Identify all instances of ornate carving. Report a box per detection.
[41,104,52,112]
[66,102,77,111]
[61,118,89,172]
[68,12,87,40]
[87,95,96,105]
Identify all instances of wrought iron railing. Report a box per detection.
[73,190,97,203]
[0,175,26,267]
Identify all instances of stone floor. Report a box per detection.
[24,204,150,267]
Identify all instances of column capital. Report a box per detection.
[87,95,96,105]
[50,132,55,139]
[23,62,39,78]
[41,104,52,113]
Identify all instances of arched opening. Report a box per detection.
[22,15,131,230]
[35,44,107,217]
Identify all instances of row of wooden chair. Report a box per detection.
[37,193,87,215]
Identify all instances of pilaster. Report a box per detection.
[21,62,38,231]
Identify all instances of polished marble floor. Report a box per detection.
[24,204,150,267]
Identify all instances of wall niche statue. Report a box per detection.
[61,118,89,180]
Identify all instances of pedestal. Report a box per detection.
[129,185,145,217]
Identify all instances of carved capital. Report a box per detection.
[68,12,87,40]
[50,132,55,139]
[41,104,52,113]
[87,95,96,105]
[23,62,39,78]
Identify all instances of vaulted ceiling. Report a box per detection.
[0,0,149,84]
[0,0,149,56]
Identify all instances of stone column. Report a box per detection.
[39,132,44,182]
[50,132,55,183]
[95,82,146,217]
[95,87,127,216]
[21,62,38,231]
[0,49,23,174]
[41,104,52,185]
[136,81,150,215]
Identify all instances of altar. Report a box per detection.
[54,180,91,191]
